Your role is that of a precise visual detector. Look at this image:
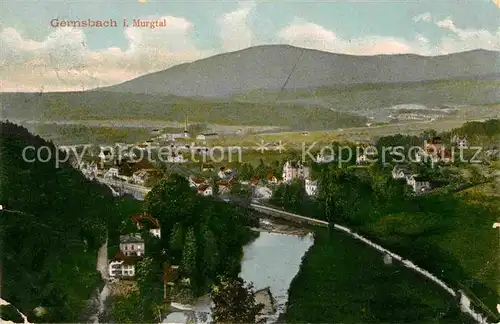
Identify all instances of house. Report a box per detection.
[391,165,412,179]
[167,153,188,163]
[266,174,278,184]
[104,167,119,179]
[282,161,310,183]
[98,148,113,160]
[108,251,139,278]
[457,137,468,149]
[201,164,215,172]
[130,213,161,238]
[120,234,145,257]
[81,161,99,180]
[452,135,469,149]
[196,133,219,141]
[132,169,156,185]
[411,176,431,193]
[316,153,334,163]
[406,174,418,186]
[305,179,318,196]
[250,177,260,186]
[356,154,368,165]
[217,178,236,195]
[197,184,213,196]
[218,166,234,180]
[189,176,206,188]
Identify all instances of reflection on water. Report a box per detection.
[163,229,314,324]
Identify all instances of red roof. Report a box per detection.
[111,251,139,265]
[198,184,210,192]
[190,177,205,184]
[267,174,276,180]
[130,213,160,228]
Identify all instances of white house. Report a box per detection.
[457,137,469,149]
[282,161,310,183]
[196,133,219,141]
[197,184,213,196]
[104,167,119,179]
[108,251,138,278]
[391,165,412,180]
[201,164,215,172]
[305,179,318,196]
[131,213,161,239]
[356,151,375,165]
[119,234,145,257]
[411,176,431,193]
[167,153,188,163]
[132,169,156,185]
[316,153,334,163]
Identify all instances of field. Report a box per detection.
[0,91,366,130]
[233,79,500,116]
[284,228,472,323]
[213,106,500,149]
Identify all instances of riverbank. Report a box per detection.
[283,228,473,323]
[163,220,314,323]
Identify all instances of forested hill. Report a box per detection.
[0,121,128,322]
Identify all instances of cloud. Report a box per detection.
[1,7,498,92]
[278,18,413,55]
[433,17,500,53]
[278,17,500,57]
[412,12,432,23]
[217,1,256,52]
[0,16,209,91]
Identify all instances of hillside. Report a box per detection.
[0,122,140,322]
[100,45,499,97]
[0,92,367,130]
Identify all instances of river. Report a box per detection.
[163,221,314,323]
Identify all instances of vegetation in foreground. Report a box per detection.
[276,120,500,321]
[284,229,473,323]
[0,122,141,322]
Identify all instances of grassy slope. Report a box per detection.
[233,79,500,111]
[0,92,366,130]
[284,229,472,323]
[31,123,152,145]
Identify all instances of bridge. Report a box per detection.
[96,177,151,200]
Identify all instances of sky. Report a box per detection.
[0,0,499,91]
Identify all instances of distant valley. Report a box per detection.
[1,45,499,132]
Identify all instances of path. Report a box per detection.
[250,203,492,324]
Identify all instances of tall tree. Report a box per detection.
[210,276,264,324]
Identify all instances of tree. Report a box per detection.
[211,177,220,196]
[210,276,264,324]
[181,227,197,279]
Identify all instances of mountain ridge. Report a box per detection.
[98,45,500,98]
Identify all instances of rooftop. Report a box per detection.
[111,251,141,265]
[198,184,211,192]
[130,213,160,229]
[120,234,144,244]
